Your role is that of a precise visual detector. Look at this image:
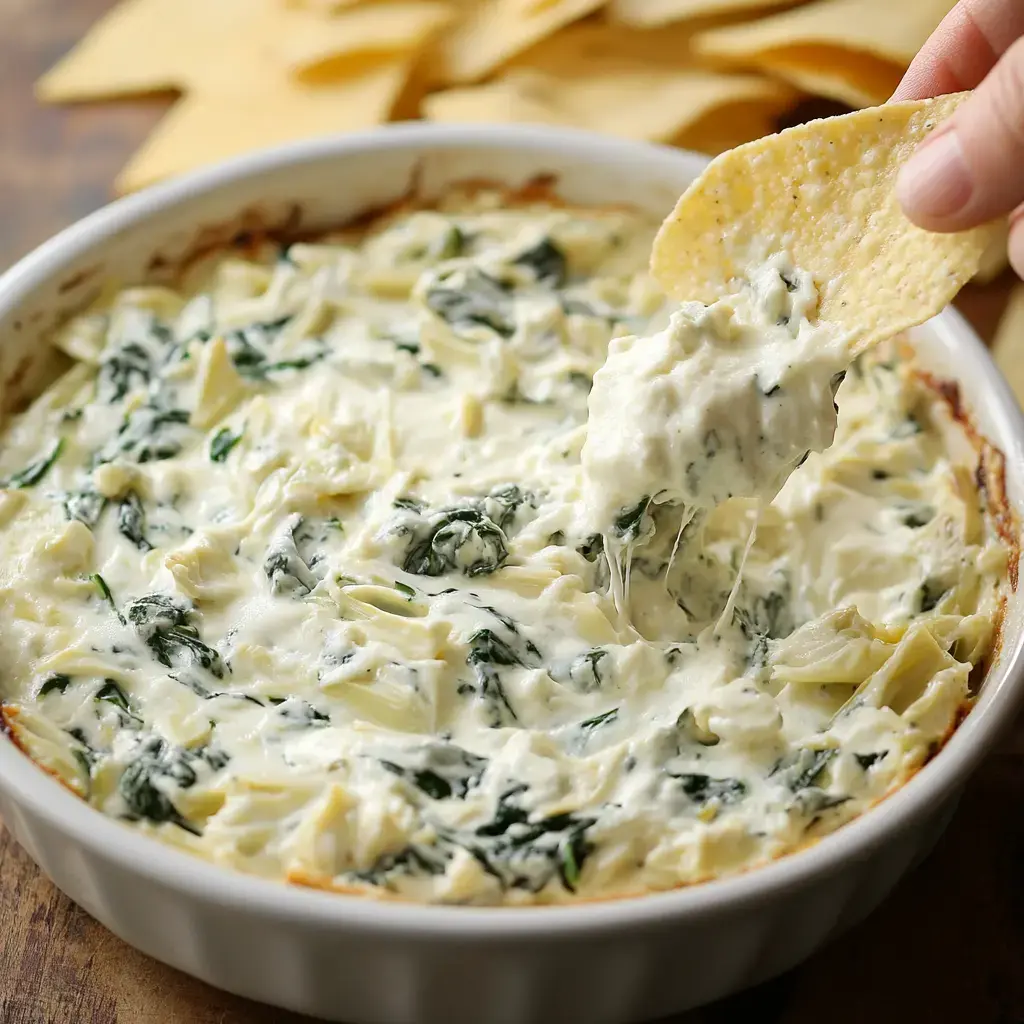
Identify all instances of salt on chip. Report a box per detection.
[116,60,409,193]
[427,0,605,85]
[692,0,957,109]
[651,94,1001,353]
[993,284,1024,406]
[278,2,454,80]
[608,0,806,28]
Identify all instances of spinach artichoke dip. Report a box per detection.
[0,186,1010,906]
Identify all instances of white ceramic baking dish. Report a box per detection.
[0,124,1021,1024]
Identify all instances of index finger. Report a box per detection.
[892,0,1024,101]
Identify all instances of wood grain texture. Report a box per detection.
[0,1,1021,1021]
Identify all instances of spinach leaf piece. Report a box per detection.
[577,533,604,562]
[91,573,125,624]
[264,515,320,596]
[513,238,567,287]
[471,789,596,894]
[478,484,530,532]
[126,593,225,678]
[570,707,618,754]
[855,752,885,770]
[379,743,488,800]
[561,649,609,693]
[352,786,597,896]
[397,486,531,579]
[465,622,541,727]
[268,696,330,727]
[100,404,191,464]
[224,317,293,375]
[64,489,107,528]
[578,707,618,734]
[425,267,515,339]
[782,748,836,793]
[393,496,425,512]
[117,490,152,551]
[776,747,848,817]
[351,844,450,887]
[612,496,651,542]
[436,225,465,259]
[673,773,747,807]
[224,318,326,380]
[95,679,130,712]
[902,505,935,529]
[98,341,152,401]
[917,578,949,613]
[735,584,792,642]
[118,736,201,835]
[66,726,98,778]
[402,508,508,578]
[96,317,177,402]
[5,439,64,489]
[209,427,243,462]
[38,674,71,697]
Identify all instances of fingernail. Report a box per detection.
[897,130,972,221]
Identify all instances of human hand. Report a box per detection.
[894,0,1024,276]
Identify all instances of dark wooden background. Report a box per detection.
[2,1,1023,1021]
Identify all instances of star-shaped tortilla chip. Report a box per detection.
[37,0,450,190]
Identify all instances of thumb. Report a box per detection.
[897,36,1024,232]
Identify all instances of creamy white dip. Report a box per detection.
[0,189,1008,905]
[582,256,849,533]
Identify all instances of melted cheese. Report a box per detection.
[0,189,1009,905]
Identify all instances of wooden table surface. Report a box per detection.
[2,2,1024,1022]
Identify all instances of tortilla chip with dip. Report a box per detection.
[652,93,1001,352]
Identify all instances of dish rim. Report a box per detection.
[0,121,1022,939]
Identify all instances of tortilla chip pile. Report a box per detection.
[39,0,959,194]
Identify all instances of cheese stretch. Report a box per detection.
[0,188,1009,905]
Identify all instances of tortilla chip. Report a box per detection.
[116,60,409,193]
[283,0,366,9]
[425,61,792,145]
[38,0,430,97]
[427,0,605,84]
[651,94,1000,352]
[993,284,1024,405]
[608,0,805,28]
[975,220,1010,284]
[511,18,701,69]
[425,22,795,143]
[693,0,956,108]
[36,0,248,100]
[674,98,785,155]
[279,2,454,80]
[39,0,419,191]
[423,72,568,126]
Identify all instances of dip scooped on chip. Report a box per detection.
[582,93,1002,558]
